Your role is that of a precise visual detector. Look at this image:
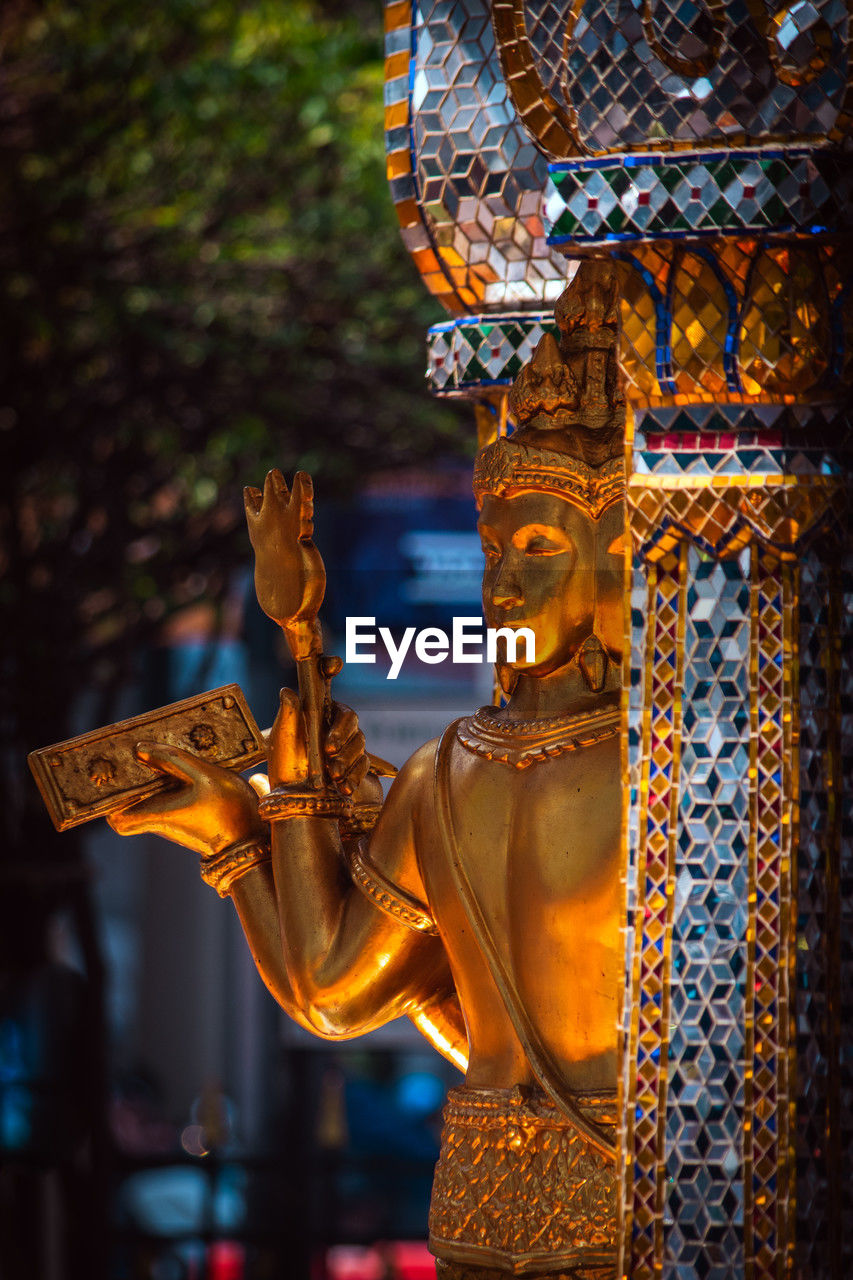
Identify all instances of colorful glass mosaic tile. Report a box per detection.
[384,0,569,313]
[665,547,750,1277]
[628,458,846,561]
[622,538,755,1279]
[621,403,850,1277]
[621,548,688,1276]
[492,0,852,159]
[841,555,853,1274]
[745,550,797,1275]
[795,552,847,1276]
[427,311,559,393]
[545,150,852,244]
[632,404,852,477]
[426,242,847,410]
[384,3,851,1274]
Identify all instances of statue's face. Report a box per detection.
[478,491,624,677]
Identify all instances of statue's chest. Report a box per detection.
[438,733,622,929]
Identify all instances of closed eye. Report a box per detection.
[478,521,502,561]
[512,524,572,557]
[524,538,565,556]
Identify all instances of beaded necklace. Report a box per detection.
[455,703,620,769]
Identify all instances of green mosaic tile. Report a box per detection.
[546,149,851,244]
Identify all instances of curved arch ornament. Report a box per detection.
[640,0,726,80]
[492,0,853,158]
[490,0,582,158]
[382,0,571,315]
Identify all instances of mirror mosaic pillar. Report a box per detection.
[383,0,851,1273]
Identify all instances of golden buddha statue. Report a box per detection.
[109,259,626,1280]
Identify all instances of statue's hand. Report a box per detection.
[243,470,326,660]
[108,743,265,856]
[268,689,369,797]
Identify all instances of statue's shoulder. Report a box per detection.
[371,725,467,849]
[364,733,444,851]
[382,735,443,816]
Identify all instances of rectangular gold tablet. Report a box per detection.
[28,684,266,831]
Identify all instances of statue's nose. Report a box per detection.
[490,560,523,608]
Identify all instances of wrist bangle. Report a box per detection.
[200,836,271,898]
[258,787,352,823]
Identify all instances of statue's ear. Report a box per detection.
[496,663,518,697]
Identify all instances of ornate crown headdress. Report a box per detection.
[473,260,626,518]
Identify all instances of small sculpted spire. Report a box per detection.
[508,331,580,432]
[474,258,626,511]
[507,258,625,467]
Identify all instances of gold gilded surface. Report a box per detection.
[343,843,439,935]
[616,241,846,409]
[455,703,620,767]
[28,684,265,832]
[435,1263,615,1280]
[627,471,847,562]
[428,1086,617,1274]
[93,263,627,1271]
[200,837,271,899]
[473,441,623,518]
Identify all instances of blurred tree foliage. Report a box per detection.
[0,8,471,1264]
[0,0,468,814]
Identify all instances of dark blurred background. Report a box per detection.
[0,3,483,1277]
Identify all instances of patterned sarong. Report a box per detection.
[428,1085,617,1278]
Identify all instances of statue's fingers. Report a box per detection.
[270,469,291,503]
[291,471,315,541]
[243,485,263,520]
[107,783,192,837]
[269,687,309,779]
[272,686,303,728]
[108,804,146,837]
[135,741,203,784]
[336,752,369,797]
[326,729,365,779]
[264,468,289,507]
[366,752,397,779]
[326,704,360,755]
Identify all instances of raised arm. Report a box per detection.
[261,690,452,1039]
[240,467,464,1052]
[107,465,467,1065]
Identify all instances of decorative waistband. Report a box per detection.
[429,1085,618,1276]
[441,1084,617,1129]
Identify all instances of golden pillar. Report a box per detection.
[385,0,851,1272]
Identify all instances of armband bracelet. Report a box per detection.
[257,787,352,823]
[200,836,271,898]
[345,844,438,935]
[339,802,382,838]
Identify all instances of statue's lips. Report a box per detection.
[487,619,538,635]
